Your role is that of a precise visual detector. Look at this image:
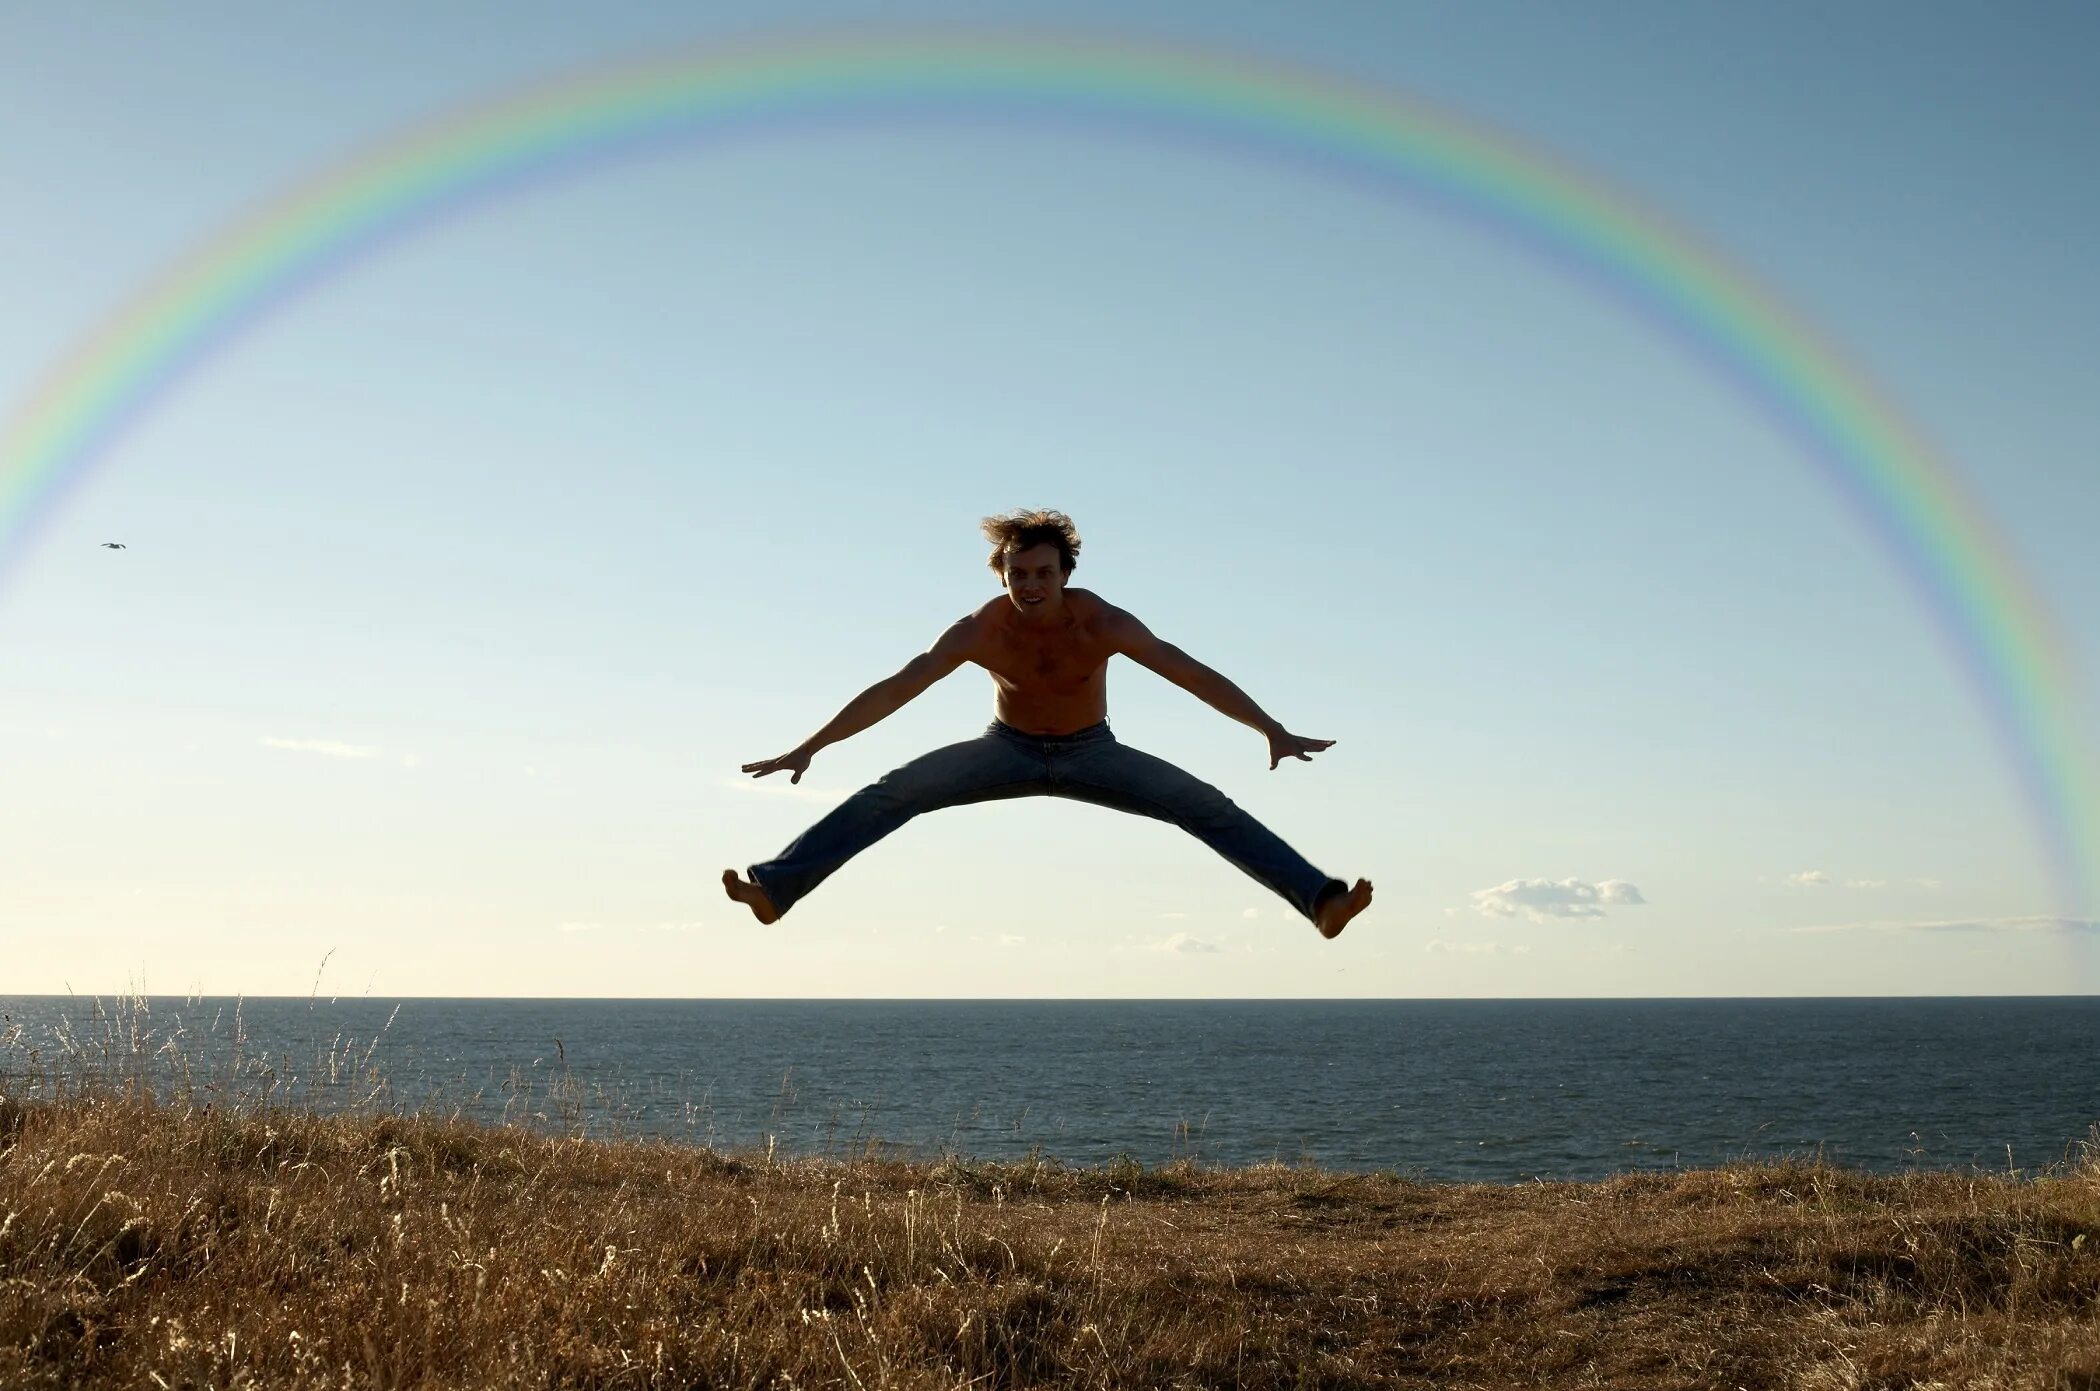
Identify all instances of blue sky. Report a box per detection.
[3,1,2095,997]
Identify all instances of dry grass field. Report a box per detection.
[3,1085,2099,1389]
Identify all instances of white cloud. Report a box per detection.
[560,920,702,934]
[262,736,381,761]
[715,776,846,802]
[1241,908,1261,920]
[1784,870,1830,887]
[1845,879,1889,889]
[1157,912,1190,920]
[1426,939,1531,955]
[997,934,1026,947]
[1783,916,2098,936]
[1147,932,1223,954]
[1913,878,1945,890]
[1471,877,1645,923]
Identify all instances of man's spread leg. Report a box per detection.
[1054,735,1369,935]
[731,729,1047,921]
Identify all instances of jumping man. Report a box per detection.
[722,509,1374,938]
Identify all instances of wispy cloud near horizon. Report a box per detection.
[715,776,845,802]
[1782,916,2099,935]
[1426,939,1533,955]
[1472,878,1645,922]
[261,736,381,761]
[1117,932,1225,955]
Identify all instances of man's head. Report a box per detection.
[981,508,1080,618]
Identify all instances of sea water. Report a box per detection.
[3,996,2095,1182]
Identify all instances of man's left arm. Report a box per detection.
[1103,607,1335,770]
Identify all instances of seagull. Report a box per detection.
[100,542,126,549]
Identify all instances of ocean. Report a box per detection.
[3,996,2095,1182]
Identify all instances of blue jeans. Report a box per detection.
[748,719,1345,922]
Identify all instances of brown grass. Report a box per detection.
[3,1087,2099,1389]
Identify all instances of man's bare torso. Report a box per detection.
[964,587,1115,735]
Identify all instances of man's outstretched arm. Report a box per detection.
[741,616,977,783]
[1102,606,1335,770]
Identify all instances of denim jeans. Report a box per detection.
[747,719,1345,922]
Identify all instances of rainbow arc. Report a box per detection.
[2,31,2091,930]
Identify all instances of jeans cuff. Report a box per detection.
[1308,877,1349,919]
[747,865,790,916]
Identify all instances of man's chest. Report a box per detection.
[983,631,1110,688]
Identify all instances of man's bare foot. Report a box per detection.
[1314,878,1373,940]
[722,869,780,925]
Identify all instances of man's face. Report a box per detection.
[1002,542,1068,617]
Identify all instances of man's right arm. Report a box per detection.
[743,615,980,782]
[801,619,974,753]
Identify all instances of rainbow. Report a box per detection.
[3,30,2093,930]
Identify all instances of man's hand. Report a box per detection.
[1266,729,1335,770]
[742,747,813,784]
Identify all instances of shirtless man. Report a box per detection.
[722,509,1374,939]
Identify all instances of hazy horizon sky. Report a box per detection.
[4,1,2096,997]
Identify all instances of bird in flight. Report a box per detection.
[100,542,126,549]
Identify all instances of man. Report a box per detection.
[722,509,1373,938]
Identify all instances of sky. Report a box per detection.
[2,1,2095,998]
